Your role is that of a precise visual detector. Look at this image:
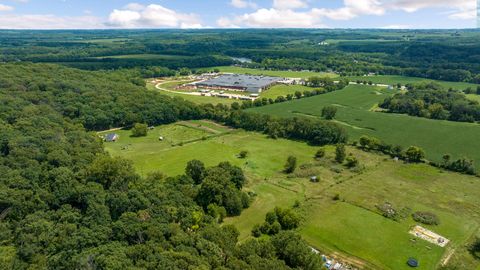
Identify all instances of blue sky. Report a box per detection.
[0,0,476,29]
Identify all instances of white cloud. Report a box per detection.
[230,0,258,9]
[123,3,145,11]
[218,0,387,27]
[272,0,308,10]
[107,3,203,28]
[0,4,14,11]
[218,0,476,28]
[312,0,385,21]
[388,0,475,20]
[0,14,103,29]
[218,8,326,28]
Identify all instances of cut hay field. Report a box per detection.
[249,84,480,168]
[347,75,479,90]
[101,121,480,270]
[204,66,339,78]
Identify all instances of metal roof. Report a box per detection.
[196,74,282,93]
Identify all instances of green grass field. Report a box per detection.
[261,84,322,99]
[204,66,338,78]
[347,75,479,90]
[249,84,480,167]
[101,121,480,269]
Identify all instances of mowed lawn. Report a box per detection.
[261,84,323,99]
[249,84,480,167]
[205,66,339,78]
[347,75,479,90]
[101,122,480,269]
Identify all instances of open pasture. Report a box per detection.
[102,121,480,269]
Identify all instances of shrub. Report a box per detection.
[412,211,440,225]
[469,237,480,259]
[376,202,397,220]
[322,106,338,120]
[131,123,148,137]
[238,150,248,159]
[315,148,326,159]
[335,144,346,163]
[251,224,262,238]
[284,156,297,174]
[405,146,425,162]
[345,155,359,168]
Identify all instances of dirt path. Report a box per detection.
[97,127,123,134]
[441,248,455,266]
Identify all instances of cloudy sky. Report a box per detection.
[0,0,477,29]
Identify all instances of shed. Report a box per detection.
[310,176,319,183]
[105,133,119,142]
[407,258,418,268]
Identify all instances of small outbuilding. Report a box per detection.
[310,176,319,183]
[105,133,119,142]
[407,258,419,268]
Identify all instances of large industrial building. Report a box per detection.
[194,74,283,93]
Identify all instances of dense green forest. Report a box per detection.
[380,82,480,122]
[1,29,480,83]
[0,62,345,269]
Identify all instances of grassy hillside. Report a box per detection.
[249,85,480,167]
[102,121,480,270]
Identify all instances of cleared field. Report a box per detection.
[204,66,339,78]
[347,75,479,90]
[102,122,480,269]
[261,84,322,99]
[249,84,480,167]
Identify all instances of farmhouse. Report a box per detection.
[195,74,283,93]
[104,133,119,142]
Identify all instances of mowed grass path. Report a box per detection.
[347,75,479,90]
[102,121,480,269]
[249,84,480,167]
